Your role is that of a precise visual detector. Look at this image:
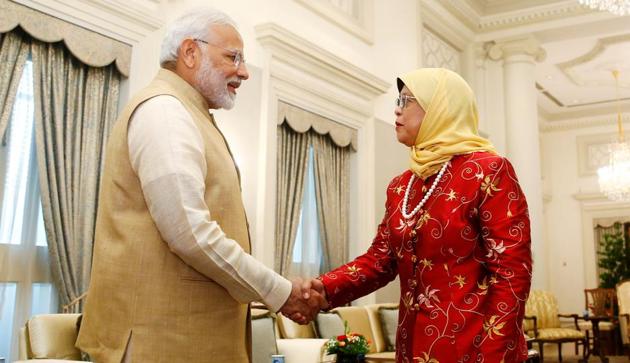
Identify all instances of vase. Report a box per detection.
[336,353,365,363]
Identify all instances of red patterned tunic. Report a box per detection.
[320,152,532,363]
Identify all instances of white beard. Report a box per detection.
[195,58,236,110]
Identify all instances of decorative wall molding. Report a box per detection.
[294,0,374,44]
[13,0,163,45]
[557,33,630,88]
[487,35,546,62]
[255,23,389,104]
[422,26,462,73]
[255,23,382,304]
[576,133,616,176]
[540,114,630,132]
[419,1,474,51]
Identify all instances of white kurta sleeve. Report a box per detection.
[128,95,292,312]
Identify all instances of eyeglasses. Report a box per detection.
[193,38,245,68]
[395,94,416,109]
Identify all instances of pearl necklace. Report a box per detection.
[401,162,449,220]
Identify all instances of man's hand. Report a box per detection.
[279,278,328,324]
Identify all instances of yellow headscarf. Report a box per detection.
[397,68,497,179]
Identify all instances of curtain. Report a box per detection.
[0,29,30,142]
[312,132,351,272]
[31,40,120,312]
[275,123,310,275]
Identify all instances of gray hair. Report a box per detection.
[160,8,238,67]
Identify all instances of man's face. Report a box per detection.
[194,24,249,109]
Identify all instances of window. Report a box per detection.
[290,146,323,277]
[0,60,57,361]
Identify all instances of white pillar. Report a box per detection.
[488,36,548,290]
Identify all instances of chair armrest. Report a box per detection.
[277,338,328,363]
[523,315,538,338]
[558,313,580,330]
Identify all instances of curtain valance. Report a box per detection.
[0,0,131,77]
[277,101,357,151]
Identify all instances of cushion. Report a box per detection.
[364,303,397,353]
[536,328,585,340]
[251,311,279,363]
[378,306,399,351]
[276,313,317,339]
[27,314,82,360]
[577,320,615,331]
[315,311,345,339]
[525,291,561,329]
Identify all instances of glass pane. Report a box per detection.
[31,283,57,316]
[35,202,47,247]
[291,147,322,273]
[0,283,17,360]
[0,60,34,245]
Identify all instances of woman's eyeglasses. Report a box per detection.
[193,38,245,68]
[395,94,416,109]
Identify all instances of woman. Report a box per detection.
[317,68,532,362]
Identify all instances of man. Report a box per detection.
[76,8,324,363]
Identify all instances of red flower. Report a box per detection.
[337,335,347,341]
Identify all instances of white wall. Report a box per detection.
[121,0,422,274]
[541,116,629,313]
[25,0,619,313]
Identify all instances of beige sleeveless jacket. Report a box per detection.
[76,69,251,363]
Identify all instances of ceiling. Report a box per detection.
[441,0,630,122]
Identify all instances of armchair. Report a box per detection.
[617,279,630,358]
[524,290,587,362]
[16,313,86,362]
[578,288,618,355]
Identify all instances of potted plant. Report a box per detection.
[598,222,630,288]
[325,321,370,363]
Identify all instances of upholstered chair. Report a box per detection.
[617,279,630,358]
[524,290,587,362]
[577,288,618,354]
[16,313,85,362]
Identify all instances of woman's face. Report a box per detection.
[394,86,426,147]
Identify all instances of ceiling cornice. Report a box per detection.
[435,0,597,37]
[478,1,591,32]
[540,114,630,132]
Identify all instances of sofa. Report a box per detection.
[15,303,399,363]
[270,303,399,363]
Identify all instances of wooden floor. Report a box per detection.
[539,343,629,362]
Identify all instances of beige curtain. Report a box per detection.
[0,29,30,142]
[31,40,120,311]
[275,123,310,274]
[312,133,351,271]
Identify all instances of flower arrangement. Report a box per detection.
[325,321,370,358]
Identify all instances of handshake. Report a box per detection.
[279,278,329,325]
